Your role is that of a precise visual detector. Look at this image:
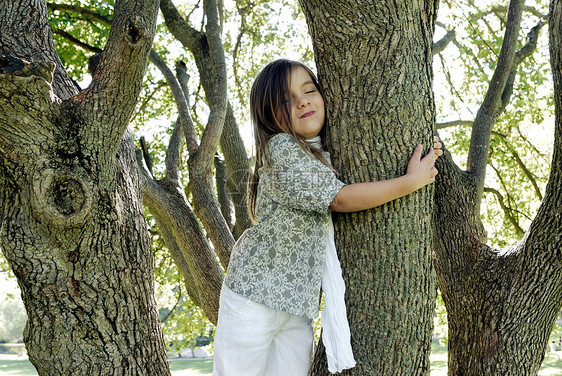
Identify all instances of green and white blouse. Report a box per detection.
[224,133,345,319]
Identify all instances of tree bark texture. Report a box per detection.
[433,114,562,375]
[43,0,248,326]
[299,0,438,374]
[430,0,562,374]
[0,1,171,375]
[137,152,223,325]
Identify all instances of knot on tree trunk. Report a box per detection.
[123,15,149,45]
[0,55,55,83]
[31,163,93,228]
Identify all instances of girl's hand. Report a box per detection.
[330,136,444,212]
[406,136,442,190]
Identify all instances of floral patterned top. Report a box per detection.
[224,133,345,319]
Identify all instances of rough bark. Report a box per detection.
[135,52,224,323]
[137,145,223,325]
[2,0,77,99]
[299,0,438,374]
[434,142,562,375]
[431,0,562,374]
[0,0,170,374]
[46,0,241,323]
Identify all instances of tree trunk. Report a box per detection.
[433,101,562,376]
[299,0,438,374]
[0,1,170,374]
[430,0,562,374]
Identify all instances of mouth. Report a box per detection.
[300,111,315,119]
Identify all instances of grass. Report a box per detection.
[430,339,562,376]
[169,359,213,375]
[0,359,38,376]
[1,341,562,375]
[0,357,214,376]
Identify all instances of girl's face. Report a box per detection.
[287,67,325,139]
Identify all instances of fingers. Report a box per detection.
[421,147,436,164]
[433,136,443,157]
[408,142,440,186]
[431,166,438,177]
[430,166,439,183]
[412,143,424,160]
[414,138,443,159]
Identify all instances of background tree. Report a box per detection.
[433,0,562,373]
[435,0,551,248]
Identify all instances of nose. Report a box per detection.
[296,96,309,108]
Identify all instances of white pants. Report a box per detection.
[213,285,314,376]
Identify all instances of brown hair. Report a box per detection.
[248,59,333,221]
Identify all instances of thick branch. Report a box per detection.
[0,58,60,153]
[501,18,547,110]
[1,1,77,100]
[149,49,199,155]
[137,153,222,324]
[47,2,113,24]
[74,0,159,158]
[526,0,562,254]
[189,173,234,268]
[162,0,251,239]
[196,0,228,174]
[432,6,562,372]
[151,212,203,309]
[433,148,486,267]
[466,0,524,213]
[221,105,252,239]
[160,0,235,266]
[50,15,199,159]
[433,29,456,55]
[159,0,203,51]
[57,0,248,260]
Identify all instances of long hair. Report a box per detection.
[248,59,332,222]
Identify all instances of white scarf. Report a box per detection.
[308,136,356,373]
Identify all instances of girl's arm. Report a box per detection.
[329,139,441,213]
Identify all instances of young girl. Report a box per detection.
[213,59,442,375]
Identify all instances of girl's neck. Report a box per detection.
[306,135,322,149]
